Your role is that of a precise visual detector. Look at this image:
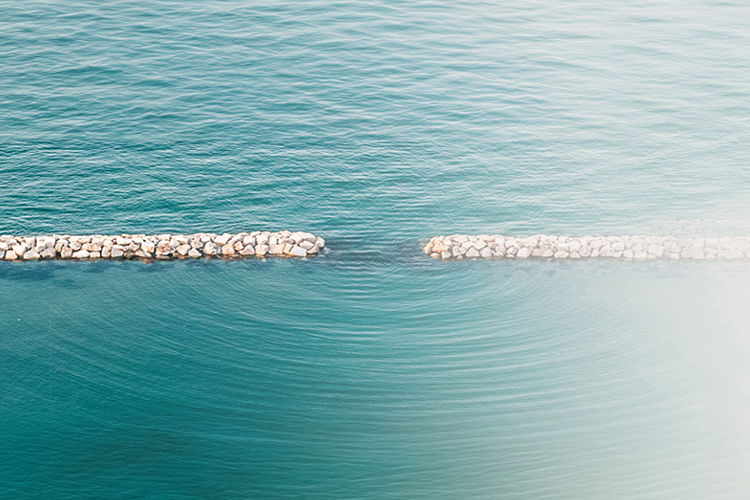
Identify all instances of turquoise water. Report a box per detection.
[2,1,750,498]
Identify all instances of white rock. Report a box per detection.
[554,251,569,259]
[287,245,307,257]
[203,242,220,256]
[40,247,56,259]
[141,241,156,253]
[516,247,531,259]
[73,250,90,259]
[176,244,191,256]
[188,248,202,258]
[215,233,232,245]
[466,247,480,258]
[268,244,284,255]
[647,244,664,258]
[5,251,18,260]
[480,247,493,258]
[22,249,40,260]
[634,251,648,260]
[623,249,634,259]
[298,240,315,250]
[255,244,269,257]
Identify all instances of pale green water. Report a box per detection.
[2,0,750,498]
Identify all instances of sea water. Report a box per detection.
[2,1,750,498]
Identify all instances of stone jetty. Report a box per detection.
[0,231,325,261]
[424,234,750,261]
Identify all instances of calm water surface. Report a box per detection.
[2,1,750,498]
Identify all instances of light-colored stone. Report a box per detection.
[516,247,530,259]
[39,247,56,259]
[203,242,220,256]
[466,247,480,258]
[647,244,664,258]
[215,233,232,245]
[268,244,284,255]
[287,245,307,257]
[22,249,40,260]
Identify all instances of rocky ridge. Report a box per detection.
[0,231,325,261]
[424,234,750,261]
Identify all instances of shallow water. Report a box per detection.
[2,1,750,498]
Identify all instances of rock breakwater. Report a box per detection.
[0,231,325,261]
[424,234,750,261]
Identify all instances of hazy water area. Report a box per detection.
[2,1,750,498]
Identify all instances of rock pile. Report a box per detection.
[424,234,750,261]
[0,231,325,261]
